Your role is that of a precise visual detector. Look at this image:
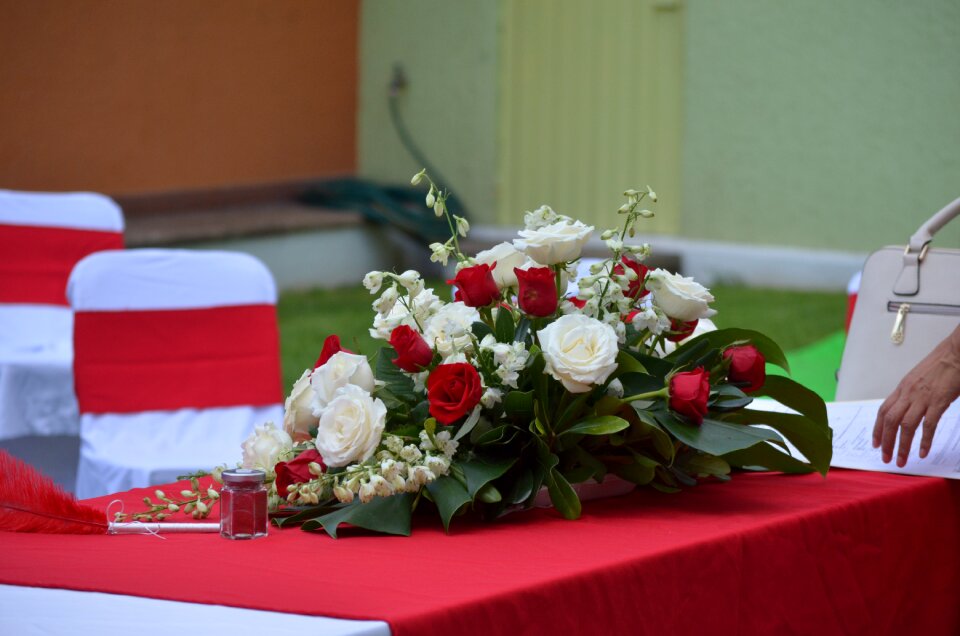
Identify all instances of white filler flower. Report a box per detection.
[645,269,717,322]
[537,313,619,393]
[315,384,387,468]
[513,219,594,265]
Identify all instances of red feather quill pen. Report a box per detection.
[0,450,108,534]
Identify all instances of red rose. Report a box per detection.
[447,263,500,307]
[274,449,325,498]
[389,325,434,372]
[669,367,710,425]
[567,295,587,309]
[665,318,699,343]
[613,256,650,299]
[723,345,766,393]
[314,335,352,369]
[427,362,483,425]
[514,266,558,317]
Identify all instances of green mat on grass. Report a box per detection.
[770,330,846,402]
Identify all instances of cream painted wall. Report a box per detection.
[357,0,499,224]
[681,0,960,252]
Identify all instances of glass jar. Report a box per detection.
[219,468,268,540]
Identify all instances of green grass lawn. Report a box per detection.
[277,283,848,393]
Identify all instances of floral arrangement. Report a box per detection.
[127,171,832,537]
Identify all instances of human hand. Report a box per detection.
[872,327,960,466]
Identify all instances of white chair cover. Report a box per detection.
[0,190,124,446]
[68,249,283,499]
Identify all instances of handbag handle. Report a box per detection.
[894,195,960,296]
[908,195,960,252]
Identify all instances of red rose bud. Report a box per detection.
[613,256,650,299]
[314,334,352,368]
[669,367,710,425]
[274,449,325,497]
[567,295,587,309]
[427,362,483,425]
[723,345,766,393]
[389,325,434,372]
[447,263,500,307]
[665,318,699,343]
[515,266,558,317]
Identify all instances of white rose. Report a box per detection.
[310,352,376,414]
[537,314,619,393]
[314,384,386,468]
[645,269,717,322]
[282,368,318,442]
[513,219,594,265]
[473,242,530,289]
[241,422,293,472]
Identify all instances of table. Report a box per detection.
[2,469,958,635]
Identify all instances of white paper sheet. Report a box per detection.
[827,399,960,478]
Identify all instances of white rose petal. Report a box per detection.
[645,269,717,322]
[310,352,376,414]
[473,242,530,289]
[282,368,318,442]
[423,301,481,359]
[314,384,386,468]
[241,422,293,472]
[513,219,594,265]
[537,314,619,393]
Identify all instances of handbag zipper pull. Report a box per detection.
[891,303,910,344]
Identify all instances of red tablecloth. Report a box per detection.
[2,469,958,635]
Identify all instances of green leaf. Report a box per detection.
[656,412,785,455]
[495,305,515,343]
[425,475,472,532]
[667,328,790,374]
[555,393,592,431]
[514,317,532,343]
[476,483,502,503]
[271,504,332,528]
[629,405,676,461]
[544,468,582,520]
[619,372,664,398]
[613,453,659,485]
[502,390,534,417]
[473,425,516,446]
[677,452,731,478]
[374,347,417,402]
[507,467,537,505]
[472,321,494,341]
[560,415,630,437]
[459,456,516,498]
[668,338,712,370]
[723,442,817,474]
[725,408,832,476]
[755,375,828,428]
[302,493,415,538]
[613,350,647,377]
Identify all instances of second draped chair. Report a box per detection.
[68,249,284,498]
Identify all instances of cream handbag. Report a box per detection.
[836,196,960,401]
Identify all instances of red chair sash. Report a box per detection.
[0,223,124,305]
[74,305,283,414]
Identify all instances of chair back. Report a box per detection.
[68,249,284,498]
[0,189,124,354]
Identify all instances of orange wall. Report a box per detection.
[0,0,358,194]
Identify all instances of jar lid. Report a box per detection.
[221,468,266,485]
